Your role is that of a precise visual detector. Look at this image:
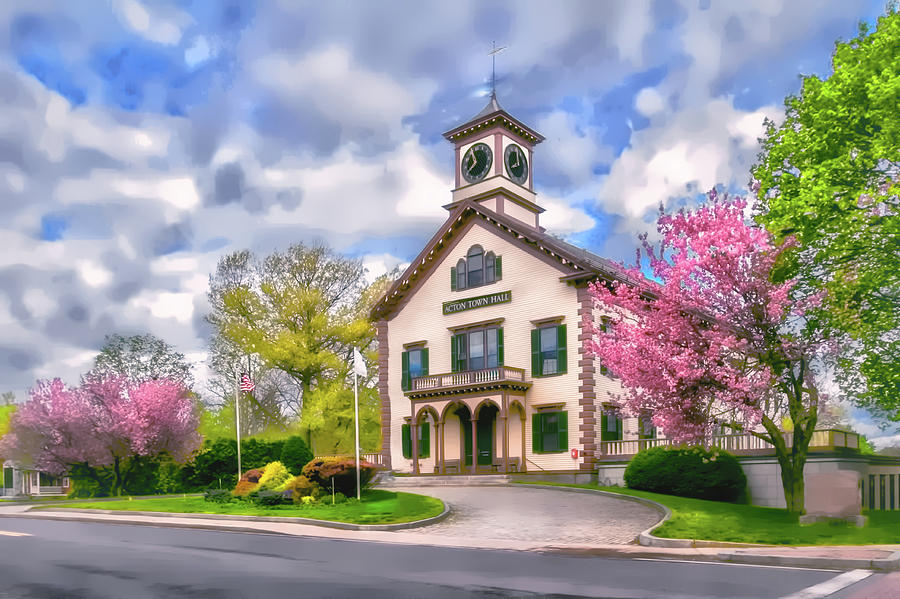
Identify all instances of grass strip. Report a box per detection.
[36,489,444,526]
[514,480,900,545]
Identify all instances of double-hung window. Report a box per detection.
[601,408,623,441]
[451,328,503,372]
[531,324,567,376]
[532,411,568,453]
[638,412,656,440]
[401,347,429,391]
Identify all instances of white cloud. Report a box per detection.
[599,99,774,224]
[112,0,186,45]
[77,261,113,288]
[635,87,665,117]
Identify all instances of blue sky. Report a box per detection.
[0,0,895,444]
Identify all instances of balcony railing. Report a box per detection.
[600,429,861,459]
[408,366,528,395]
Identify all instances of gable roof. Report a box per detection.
[369,200,648,320]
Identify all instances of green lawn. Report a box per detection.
[515,481,900,545]
[38,490,444,526]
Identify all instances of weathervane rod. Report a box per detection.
[488,41,507,96]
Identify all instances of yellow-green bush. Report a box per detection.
[257,461,292,491]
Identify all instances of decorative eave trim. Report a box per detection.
[447,317,505,332]
[442,113,544,145]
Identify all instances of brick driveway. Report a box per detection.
[393,485,661,545]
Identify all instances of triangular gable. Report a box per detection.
[370,200,627,320]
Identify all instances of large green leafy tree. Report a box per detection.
[752,9,900,421]
[207,242,379,451]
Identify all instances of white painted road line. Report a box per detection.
[780,569,874,599]
[0,530,32,537]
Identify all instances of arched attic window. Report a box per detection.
[467,245,484,286]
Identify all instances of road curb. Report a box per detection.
[718,549,900,572]
[12,498,451,532]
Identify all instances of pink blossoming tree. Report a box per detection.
[0,377,201,496]
[585,192,833,514]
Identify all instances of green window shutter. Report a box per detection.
[451,266,457,291]
[495,255,502,280]
[557,324,567,374]
[558,411,568,451]
[419,422,430,458]
[421,348,429,377]
[601,411,608,440]
[616,414,623,441]
[532,413,543,453]
[450,336,458,373]
[497,328,504,366]
[531,329,541,376]
[401,351,410,391]
[402,424,411,459]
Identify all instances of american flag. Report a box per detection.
[239,373,255,393]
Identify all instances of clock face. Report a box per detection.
[461,142,493,183]
[504,144,528,184]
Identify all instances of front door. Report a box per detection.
[477,407,497,466]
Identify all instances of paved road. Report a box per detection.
[392,485,661,545]
[0,518,839,598]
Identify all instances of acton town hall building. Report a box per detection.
[370,93,650,477]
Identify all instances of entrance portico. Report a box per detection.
[409,392,527,475]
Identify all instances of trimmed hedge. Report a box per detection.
[624,446,747,502]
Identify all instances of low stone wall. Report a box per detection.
[598,454,900,510]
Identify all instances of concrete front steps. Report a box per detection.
[378,474,511,487]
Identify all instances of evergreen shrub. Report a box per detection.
[624,446,747,502]
[301,457,379,497]
[204,489,234,503]
[255,489,289,506]
[280,436,313,475]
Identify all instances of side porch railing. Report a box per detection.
[600,429,861,458]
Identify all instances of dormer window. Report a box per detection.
[451,245,502,291]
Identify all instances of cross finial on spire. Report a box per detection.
[488,41,507,97]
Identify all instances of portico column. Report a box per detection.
[439,421,445,475]
[501,415,508,473]
[411,417,419,475]
[471,417,478,474]
[521,414,527,472]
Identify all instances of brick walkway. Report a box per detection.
[392,485,661,545]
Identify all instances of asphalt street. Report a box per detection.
[0,518,845,599]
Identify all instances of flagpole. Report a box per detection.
[354,362,361,501]
[235,371,242,485]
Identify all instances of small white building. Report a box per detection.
[1,460,70,497]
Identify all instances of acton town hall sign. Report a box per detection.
[442,290,511,315]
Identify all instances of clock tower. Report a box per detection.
[442,92,545,230]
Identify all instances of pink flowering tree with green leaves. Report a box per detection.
[0,377,201,496]
[585,191,834,514]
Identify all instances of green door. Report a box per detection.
[461,411,473,466]
[477,413,494,466]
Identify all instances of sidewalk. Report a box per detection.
[2,503,898,572]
